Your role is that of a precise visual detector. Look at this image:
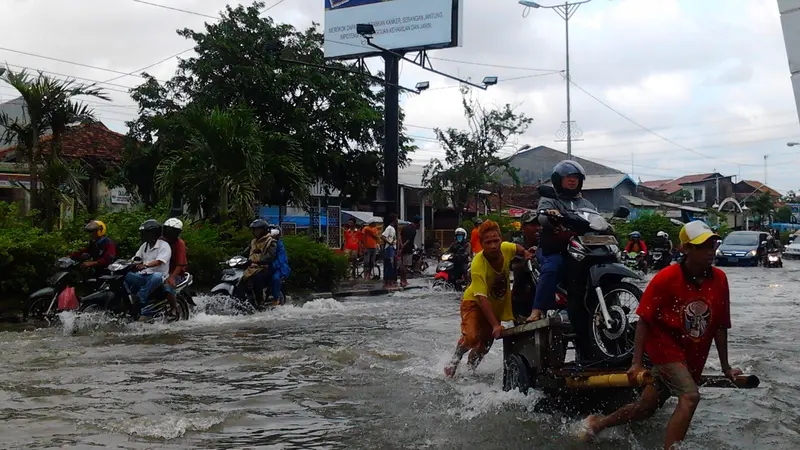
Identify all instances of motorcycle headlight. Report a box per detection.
[608,244,621,261]
[440,253,452,261]
[108,262,126,272]
[228,256,247,267]
[715,249,722,256]
[747,250,757,257]
[768,255,779,261]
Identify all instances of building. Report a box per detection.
[504,145,623,185]
[0,121,130,214]
[733,180,782,203]
[641,172,734,209]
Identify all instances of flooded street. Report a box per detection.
[2,264,800,450]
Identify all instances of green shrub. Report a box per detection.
[615,212,681,249]
[282,235,349,292]
[0,202,351,306]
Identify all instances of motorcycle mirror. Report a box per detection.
[760,241,767,246]
[613,206,630,218]
[537,185,557,199]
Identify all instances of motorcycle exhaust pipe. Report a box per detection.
[565,371,654,389]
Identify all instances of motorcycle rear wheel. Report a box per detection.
[590,282,642,359]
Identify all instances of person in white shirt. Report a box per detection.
[124,219,172,310]
[381,213,398,288]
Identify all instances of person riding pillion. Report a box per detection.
[124,219,172,311]
[161,218,188,315]
[527,160,597,323]
[241,219,278,305]
[270,224,291,305]
[447,227,472,282]
[69,220,117,272]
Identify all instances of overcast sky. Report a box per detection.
[1,0,798,193]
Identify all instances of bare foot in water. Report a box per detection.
[444,364,457,378]
[579,416,601,442]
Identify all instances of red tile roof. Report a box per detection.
[739,180,782,197]
[640,179,672,190]
[642,173,723,194]
[0,122,125,162]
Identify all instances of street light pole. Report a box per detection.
[519,0,593,159]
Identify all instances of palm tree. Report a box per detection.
[0,68,109,229]
[156,104,310,222]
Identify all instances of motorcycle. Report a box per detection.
[622,251,648,274]
[24,257,84,323]
[532,185,643,361]
[432,252,469,291]
[78,258,194,321]
[406,245,429,276]
[210,255,286,314]
[764,249,783,268]
[649,248,671,271]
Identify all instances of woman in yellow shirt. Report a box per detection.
[445,220,532,378]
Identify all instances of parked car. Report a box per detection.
[715,231,769,267]
[785,241,800,259]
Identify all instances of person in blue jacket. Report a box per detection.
[270,225,291,305]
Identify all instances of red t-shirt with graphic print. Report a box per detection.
[636,263,731,382]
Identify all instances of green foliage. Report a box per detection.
[0,202,348,304]
[120,2,414,207]
[774,206,793,223]
[747,192,775,227]
[668,190,692,203]
[614,212,681,248]
[423,86,532,221]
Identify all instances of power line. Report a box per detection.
[130,0,219,19]
[101,48,193,84]
[569,79,763,168]
[266,0,289,10]
[1,63,136,91]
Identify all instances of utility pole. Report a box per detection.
[764,154,768,186]
[520,0,593,159]
[384,53,400,217]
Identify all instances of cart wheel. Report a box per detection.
[503,354,532,394]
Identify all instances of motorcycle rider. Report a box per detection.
[527,160,600,359]
[269,224,291,305]
[241,219,277,306]
[125,219,172,313]
[69,220,117,272]
[512,212,540,319]
[652,231,673,253]
[625,231,649,272]
[161,218,187,316]
[446,227,472,284]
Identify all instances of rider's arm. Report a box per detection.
[69,246,89,259]
[96,240,117,267]
[631,320,650,366]
[259,242,277,265]
[641,241,648,254]
[169,240,187,281]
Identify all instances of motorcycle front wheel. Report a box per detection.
[590,282,642,359]
[24,296,58,322]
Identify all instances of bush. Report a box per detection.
[0,202,350,304]
[615,212,681,249]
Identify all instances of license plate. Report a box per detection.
[579,235,618,246]
[727,257,739,263]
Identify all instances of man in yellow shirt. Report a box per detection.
[445,220,533,377]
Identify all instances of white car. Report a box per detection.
[784,242,800,259]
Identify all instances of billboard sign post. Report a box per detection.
[324,0,464,60]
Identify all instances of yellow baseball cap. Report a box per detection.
[679,220,719,245]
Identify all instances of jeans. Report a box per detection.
[124,272,164,306]
[532,249,564,311]
[383,246,396,282]
[271,270,285,302]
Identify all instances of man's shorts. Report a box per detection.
[344,249,358,262]
[458,301,493,352]
[162,275,187,295]
[402,253,413,267]
[652,362,699,406]
[364,248,377,267]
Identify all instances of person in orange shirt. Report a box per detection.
[470,218,484,255]
[361,219,380,280]
[342,218,362,278]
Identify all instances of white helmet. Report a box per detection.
[455,227,467,237]
[269,224,281,237]
[657,231,668,239]
[164,218,183,230]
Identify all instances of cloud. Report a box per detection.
[0,0,798,192]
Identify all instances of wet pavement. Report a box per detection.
[1,265,799,449]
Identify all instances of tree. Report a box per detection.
[668,189,692,203]
[748,191,775,226]
[0,68,108,230]
[774,205,793,223]
[154,104,310,222]
[121,2,415,209]
[422,86,532,222]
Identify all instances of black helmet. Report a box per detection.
[139,219,162,232]
[249,219,269,230]
[551,160,587,197]
[522,211,537,224]
[474,218,484,226]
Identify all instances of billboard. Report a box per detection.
[324,0,464,60]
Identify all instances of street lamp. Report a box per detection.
[519,0,599,159]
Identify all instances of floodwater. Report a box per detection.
[1,265,799,449]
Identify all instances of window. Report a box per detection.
[682,186,705,203]
[693,188,704,202]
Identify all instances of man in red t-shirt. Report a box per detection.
[584,221,741,450]
[342,218,362,278]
